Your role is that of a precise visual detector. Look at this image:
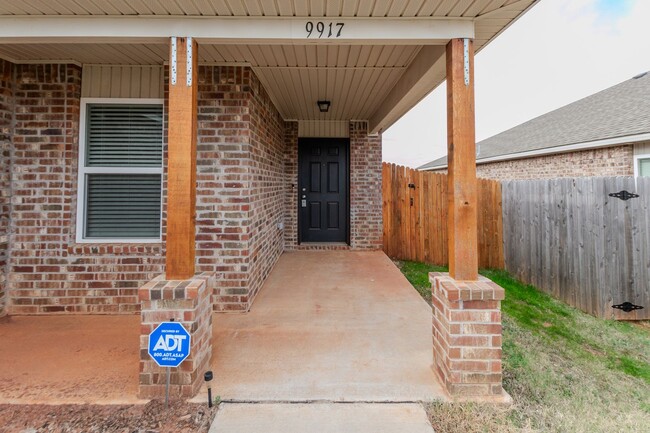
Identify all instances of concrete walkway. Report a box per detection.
[209,403,435,433]
[204,250,446,402]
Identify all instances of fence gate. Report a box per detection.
[502,176,649,320]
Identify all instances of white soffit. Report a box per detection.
[0,0,530,19]
[229,44,422,121]
[0,44,421,122]
[0,43,169,65]
[0,0,538,128]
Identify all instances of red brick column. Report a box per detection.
[138,272,214,399]
[349,121,383,250]
[430,272,507,401]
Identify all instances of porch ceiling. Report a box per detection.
[0,0,527,20]
[0,43,420,121]
[0,0,538,131]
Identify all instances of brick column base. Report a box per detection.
[138,272,215,400]
[430,272,510,402]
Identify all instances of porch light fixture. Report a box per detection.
[317,100,331,113]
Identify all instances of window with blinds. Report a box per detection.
[86,104,163,167]
[78,101,163,241]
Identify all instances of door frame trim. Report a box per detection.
[297,137,350,245]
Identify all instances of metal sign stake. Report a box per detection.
[165,367,171,408]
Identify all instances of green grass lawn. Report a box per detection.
[395,260,650,433]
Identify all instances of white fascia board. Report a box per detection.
[424,132,650,170]
[0,16,474,45]
[368,45,446,134]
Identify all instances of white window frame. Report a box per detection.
[634,153,650,178]
[76,97,164,243]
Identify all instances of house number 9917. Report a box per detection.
[305,21,344,38]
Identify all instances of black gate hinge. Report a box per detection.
[612,302,644,313]
[609,190,639,201]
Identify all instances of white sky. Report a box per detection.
[382,0,650,168]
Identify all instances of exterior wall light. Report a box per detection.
[317,100,331,113]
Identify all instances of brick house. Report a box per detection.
[0,0,536,400]
[420,71,650,179]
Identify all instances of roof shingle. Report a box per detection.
[419,72,650,170]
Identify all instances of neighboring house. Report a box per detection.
[419,71,650,179]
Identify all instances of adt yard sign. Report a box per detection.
[148,322,191,368]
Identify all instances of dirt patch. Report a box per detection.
[0,316,140,404]
[0,400,217,433]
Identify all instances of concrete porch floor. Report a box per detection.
[204,250,446,402]
[0,251,445,405]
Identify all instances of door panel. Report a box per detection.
[298,138,349,243]
[310,162,321,192]
[327,202,339,229]
[309,202,321,229]
[327,162,339,192]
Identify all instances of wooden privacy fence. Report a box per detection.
[502,177,650,320]
[382,163,504,269]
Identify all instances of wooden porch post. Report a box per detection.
[446,38,478,281]
[166,37,198,280]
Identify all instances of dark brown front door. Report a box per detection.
[298,138,349,243]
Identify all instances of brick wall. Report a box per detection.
[3,62,384,315]
[195,66,285,312]
[349,122,383,249]
[4,64,287,314]
[431,146,634,180]
[284,121,383,251]
[8,63,164,314]
[247,71,286,305]
[193,66,251,312]
[0,59,12,318]
[283,122,299,249]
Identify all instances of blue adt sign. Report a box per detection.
[148,322,191,368]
